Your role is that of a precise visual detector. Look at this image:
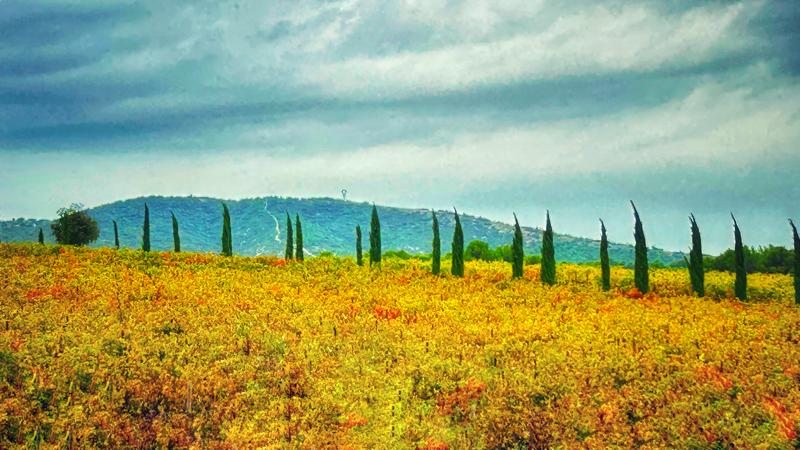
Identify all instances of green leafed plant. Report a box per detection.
[451,208,464,277]
[631,201,649,294]
[113,220,120,249]
[686,214,704,297]
[541,211,556,285]
[512,213,524,279]
[732,214,746,301]
[790,219,799,305]
[221,203,232,257]
[369,204,381,268]
[295,214,304,262]
[171,211,181,253]
[356,225,363,266]
[600,219,610,291]
[432,211,441,276]
[142,203,150,252]
[285,212,294,260]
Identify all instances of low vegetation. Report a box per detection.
[1,243,798,449]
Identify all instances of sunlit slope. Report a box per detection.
[0,195,685,264]
[1,243,797,449]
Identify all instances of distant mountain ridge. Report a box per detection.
[0,195,685,265]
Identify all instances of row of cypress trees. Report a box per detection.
[117,203,306,260]
[37,200,796,304]
[358,203,799,305]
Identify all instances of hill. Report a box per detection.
[0,195,685,264]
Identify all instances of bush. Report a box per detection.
[383,249,412,260]
[525,255,542,265]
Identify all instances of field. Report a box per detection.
[1,243,799,449]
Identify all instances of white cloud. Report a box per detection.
[302,1,762,98]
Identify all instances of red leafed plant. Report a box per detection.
[437,377,486,416]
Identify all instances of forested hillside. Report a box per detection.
[0,196,685,265]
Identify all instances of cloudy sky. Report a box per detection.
[1,0,798,255]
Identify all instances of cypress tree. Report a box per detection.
[451,208,464,277]
[38,228,44,245]
[356,225,363,266]
[541,210,556,285]
[732,214,746,301]
[142,203,150,252]
[631,201,649,294]
[171,211,181,253]
[511,213,524,279]
[789,219,799,305]
[369,204,381,268]
[221,202,232,256]
[686,214,704,297]
[295,214,304,262]
[432,211,441,276]
[113,220,120,249]
[285,212,294,260]
[600,219,610,291]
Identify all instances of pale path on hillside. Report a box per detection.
[255,199,281,256]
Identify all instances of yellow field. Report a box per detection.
[1,243,799,449]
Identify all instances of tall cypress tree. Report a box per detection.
[451,208,464,277]
[221,202,232,256]
[432,211,441,276]
[38,228,44,245]
[142,203,150,252]
[600,219,610,291]
[295,214,304,262]
[686,214,704,297]
[511,213,524,279]
[356,225,363,266]
[541,210,556,285]
[732,214,746,301]
[789,219,799,305]
[113,220,120,249]
[631,201,649,294]
[369,204,381,268]
[285,212,294,260]
[171,211,181,253]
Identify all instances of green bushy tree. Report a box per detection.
[732,214,746,301]
[600,219,610,291]
[494,244,514,263]
[356,225,363,266]
[465,240,495,262]
[370,204,381,268]
[285,212,294,260]
[631,201,649,294]
[51,204,99,247]
[541,211,556,285]
[431,211,441,276]
[295,214,304,262]
[171,211,181,253]
[512,214,524,279]
[451,208,464,277]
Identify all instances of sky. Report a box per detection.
[1,0,798,255]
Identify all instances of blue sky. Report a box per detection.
[1,0,798,255]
